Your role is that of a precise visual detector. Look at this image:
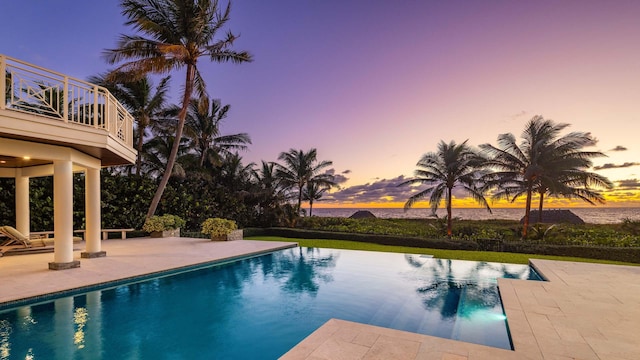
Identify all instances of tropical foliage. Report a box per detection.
[142,214,186,232]
[295,217,640,248]
[201,218,237,237]
[104,0,253,218]
[400,140,490,237]
[276,148,336,214]
[480,116,612,237]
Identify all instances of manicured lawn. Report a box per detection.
[247,236,638,266]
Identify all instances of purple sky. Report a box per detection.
[2,0,640,207]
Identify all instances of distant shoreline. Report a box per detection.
[310,207,640,224]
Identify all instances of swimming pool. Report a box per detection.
[0,248,541,359]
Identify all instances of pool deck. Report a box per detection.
[1,238,639,359]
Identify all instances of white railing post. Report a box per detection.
[0,55,6,110]
[105,95,111,131]
[62,76,69,122]
[93,86,99,128]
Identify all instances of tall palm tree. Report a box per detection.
[400,140,490,237]
[480,116,611,236]
[184,95,251,168]
[104,0,252,218]
[302,181,329,216]
[89,73,171,175]
[275,148,335,214]
[531,131,612,222]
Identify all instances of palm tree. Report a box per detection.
[216,152,255,190]
[142,132,190,178]
[89,73,171,175]
[275,149,335,214]
[480,115,612,236]
[184,95,251,168]
[104,0,252,218]
[400,140,490,237]
[302,181,330,216]
[530,131,612,222]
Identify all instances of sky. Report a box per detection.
[2,0,640,208]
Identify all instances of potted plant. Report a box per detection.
[143,214,185,238]
[201,218,242,241]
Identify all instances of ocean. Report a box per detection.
[311,207,640,224]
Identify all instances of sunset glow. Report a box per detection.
[2,0,639,209]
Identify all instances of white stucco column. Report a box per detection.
[15,168,30,237]
[81,167,105,258]
[50,160,80,270]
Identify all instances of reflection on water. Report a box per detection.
[0,248,539,359]
[0,320,10,358]
[403,255,540,346]
[73,308,87,349]
[272,247,337,296]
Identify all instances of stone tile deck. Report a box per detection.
[0,237,296,305]
[2,240,639,359]
[281,259,640,360]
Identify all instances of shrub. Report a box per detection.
[142,214,186,233]
[621,218,640,236]
[201,218,238,237]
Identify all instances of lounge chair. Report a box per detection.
[0,226,32,248]
[0,226,83,256]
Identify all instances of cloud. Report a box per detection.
[610,146,627,152]
[323,175,482,204]
[593,162,640,170]
[333,174,349,185]
[510,110,528,120]
[323,168,349,185]
[616,179,640,190]
[323,176,410,204]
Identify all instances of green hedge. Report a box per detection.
[246,227,640,264]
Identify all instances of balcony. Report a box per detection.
[0,54,136,166]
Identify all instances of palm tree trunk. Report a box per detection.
[135,122,145,176]
[199,151,206,168]
[309,200,313,217]
[522,184,533,238]
[538,191,544,223]
[446,187,452,238]
[146,64,195,219]
[297,184,303,214]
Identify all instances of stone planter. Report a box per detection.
[210,229,243,241]
[150,228,180,238]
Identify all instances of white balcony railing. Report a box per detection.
[0,54,133,147]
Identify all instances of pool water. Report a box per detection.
[0,248,541,359]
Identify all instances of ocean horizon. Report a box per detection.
[310,207,640,224]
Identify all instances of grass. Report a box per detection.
[247,236,638,266]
